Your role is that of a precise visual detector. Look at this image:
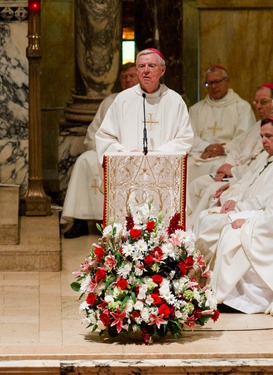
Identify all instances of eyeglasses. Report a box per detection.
[253,99,273,106]
[205,77,227,88]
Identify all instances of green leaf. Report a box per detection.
[105,275,116,289]
[96,223,103,233]
[70,282,81,292]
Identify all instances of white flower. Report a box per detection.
[104,291,114,303]
[134,260,145,276]
[80,301,89,312]
[103,223,124,239]
[205,288,218,310]
[125,299,134,313]
[161,242,175,258]
[193,288,201,302]
[134,300,144,311]
[117,261,132,278]
[175,229,196,254]
[132,248,145,261]
[122,243,134,257]
[137,284,148,299]
[134,239,148,253]
[145,295,154,306]
[97,320,106,331]
[140,307,150,322]
[80,274,91,293]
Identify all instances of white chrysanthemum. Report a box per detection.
[161,242,175,258]
[134,260,145,276]
[135,239,148,253]
[117,261,132,277]
[80,274,91,293]
[134,300,144,311]
[103,223,124,239]
[175,229,196,254]
[164,292,177,305]
[132,248,145,261]
[122,243,134,257]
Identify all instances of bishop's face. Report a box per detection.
[205,71,229,100]
[260,122,273,156]
[136,53,166,93]
[254,87,273,120]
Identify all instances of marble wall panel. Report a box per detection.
[0,11,28,194]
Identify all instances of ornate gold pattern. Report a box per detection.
[103,153,187,229]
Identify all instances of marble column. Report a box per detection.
[0,1,29,195]
[135,0,184,96]
[59,0,122,202]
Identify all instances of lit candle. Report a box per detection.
[28,0,41,12]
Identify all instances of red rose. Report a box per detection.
[152,274,163,285]
[86,293,97,306]
[212,310,220,322]
[95,267,107,281]
[144,255,154,267]
[158,303,171,318]
[116,278,128,290]
[151,293,163,305]
[119,247,123,254]
[146,221,155,232]
[94,246,105,259]
[178,261,187,276]
[193,308,202,319]
[100,310,111,326]
[130,228,142,239]
[185,256,194,268]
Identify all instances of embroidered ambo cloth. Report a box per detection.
[103,152,187,229]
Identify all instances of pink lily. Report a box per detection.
[110,310,127,333]
[148,313,167,329]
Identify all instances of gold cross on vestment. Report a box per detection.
[144,113,159,131]
[208,121,223,136]
[91,178,100,195]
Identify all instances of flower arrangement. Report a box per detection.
[71,204,219,345]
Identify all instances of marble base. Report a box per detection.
[0,185,19,245]
[0,211,61,271]
[0,358,273,374]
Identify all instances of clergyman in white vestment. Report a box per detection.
[187,65,255,183]
[96,48,193,166]
[211,194,273,314]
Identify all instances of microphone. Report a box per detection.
[142,93,148,155]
